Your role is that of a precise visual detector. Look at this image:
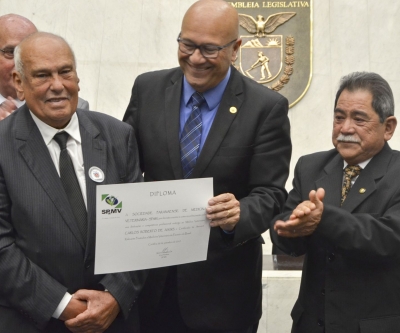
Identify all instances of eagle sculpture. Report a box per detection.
[239,12,296,37]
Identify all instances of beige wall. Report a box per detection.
[1,0,399,252]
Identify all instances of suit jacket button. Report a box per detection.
[318,319,324,327]
[328,253,335,262]
[321,288,325,296]
[85,264,91,269]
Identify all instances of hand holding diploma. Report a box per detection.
[207,193,240,232]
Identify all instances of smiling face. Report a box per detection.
[0,15,37,98]
[13,34,80,129]
[178,0,241,93]
[332,89,397,165]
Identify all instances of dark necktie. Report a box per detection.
[341,165,361,206]
[53,132,88,244]
[180,92,205,178]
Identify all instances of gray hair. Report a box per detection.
[334,72,394,123]
[14,44,24,78]
[14,32,77,79]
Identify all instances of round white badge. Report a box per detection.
[88,166,105,183]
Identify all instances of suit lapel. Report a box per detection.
[341,144,392,212]
[77,110,107,257]
[315,153,343,207]
[16,106,85,249]
[315,145,393,212]
[165,70,184,179]
[192,68,244,178]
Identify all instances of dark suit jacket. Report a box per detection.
[0,105,145,332]
[270,143,400,333]
[123,66,291,330]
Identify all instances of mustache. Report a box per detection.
[336,134,360,143]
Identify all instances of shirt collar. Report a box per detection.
[343,158,371,170]
[183,67,231,110]
[30,111,81,146]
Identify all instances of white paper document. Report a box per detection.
[95,178,213,274]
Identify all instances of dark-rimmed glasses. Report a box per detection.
[177,34,237,59]
[0,48,14,59]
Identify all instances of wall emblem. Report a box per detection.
[230,1,313,107]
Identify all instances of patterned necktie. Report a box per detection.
[341,165,361,206]
[180,92,205,178]
[53,132,88,244]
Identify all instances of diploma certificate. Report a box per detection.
[95,178,213,274]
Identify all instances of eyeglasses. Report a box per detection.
[177,34,237,59]
[0,48,14,59]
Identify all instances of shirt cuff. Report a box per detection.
[52,292,72,319]
[222,228,235,234]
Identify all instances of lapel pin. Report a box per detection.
[89,166,105,183]
[229,107,237,114]
[359,188,366,194]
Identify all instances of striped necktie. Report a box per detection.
[180,92,205,178]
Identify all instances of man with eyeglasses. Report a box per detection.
[123,1,291,332]
[0,14,89,120]
[0,14,36,118]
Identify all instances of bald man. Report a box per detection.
[123,1,291,332]
[0,32,144,333]
[0,14,89,120]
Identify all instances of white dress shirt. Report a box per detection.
[30,111,86,318]
[343,158,371,185]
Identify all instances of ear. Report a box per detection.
[12,71,25,101]
[231,38,242,63]
[77,76,80,92]
[383,116,397,141]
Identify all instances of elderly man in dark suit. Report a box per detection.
[0,32,144,332]
[123,0,291,332]
[270,72,400,333]
[0,14,89,120]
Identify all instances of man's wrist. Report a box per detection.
[52,292,72,319]
[222,227,235,234]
